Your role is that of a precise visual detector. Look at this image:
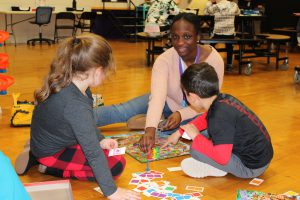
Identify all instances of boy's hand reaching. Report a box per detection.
[180,124,199,140]
[108,187,141,200]
[161,131,181,149]
[100,139,118,150]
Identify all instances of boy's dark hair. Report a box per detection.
[181,62,219,98]
[170,12,200,35]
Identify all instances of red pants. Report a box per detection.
[38,144,125,181]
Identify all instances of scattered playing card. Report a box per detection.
[167,166,182,171]
[249,178,264,186]
[129,178,140,185]
[108,147,126,157]
[93,187,103,194]
[182,132,192,140]
[186,185,204,192]
[283,190,299,196]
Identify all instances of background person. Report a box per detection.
[145,0,181,32]
[204,0,240,71]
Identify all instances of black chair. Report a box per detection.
[54,12,76,43]
[27,7,54,46]
[75,12,97,34]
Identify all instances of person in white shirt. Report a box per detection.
[204,0,240,70]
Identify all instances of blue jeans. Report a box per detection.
[93,93,196,135]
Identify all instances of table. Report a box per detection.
[198,15,266,38]
[200,37,264,75]
[136,32,169,66]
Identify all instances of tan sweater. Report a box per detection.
[145,45,224,129]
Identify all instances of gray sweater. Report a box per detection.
[30,83,117,196]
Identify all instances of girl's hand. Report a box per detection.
[180,124,199,140]
[108,187,141,200]
[100,139,118,150]
[160,111,181,131]
[160,131,181,149]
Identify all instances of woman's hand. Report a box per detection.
[138,127,156,153]
[180,124,199,140]
[108,187,141,200]
[160,131,181,149]
[160,111,182,131]
[100,139,118,150]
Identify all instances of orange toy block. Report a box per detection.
[0,74,14,95]
[0,53,9,72]
[0,30,9,43]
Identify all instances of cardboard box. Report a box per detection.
[24,180,73,200]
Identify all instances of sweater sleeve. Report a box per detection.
[146,55,170,129]
[64,103,117,197]
[191,134,233,165]
[177,106,201,122]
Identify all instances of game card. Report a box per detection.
[108,147,126,157]
[167,166,182,171]
[93,187,103,194]
[249,178,264,186]
[129,178,140,185]
[182,132,192,140]
[186,186,204,192]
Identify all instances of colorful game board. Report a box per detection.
[236,189,300,200]
[106,132,190,163]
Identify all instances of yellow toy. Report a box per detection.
[10,93,35,127]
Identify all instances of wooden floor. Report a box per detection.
[1,40,300,200]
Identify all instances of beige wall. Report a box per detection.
[0,0,145,11]
[0,0,144,44]
[0,0,208,44]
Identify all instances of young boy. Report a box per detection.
[162,62,273,179]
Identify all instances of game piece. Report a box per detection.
[249,178,264,186]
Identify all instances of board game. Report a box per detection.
[236,189,300,200]
[106,132,190,163]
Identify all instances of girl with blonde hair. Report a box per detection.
[15,33,140,200]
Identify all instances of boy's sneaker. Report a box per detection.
[181,158,227,178]
[38,164,47,174]
[15,141,38,175]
